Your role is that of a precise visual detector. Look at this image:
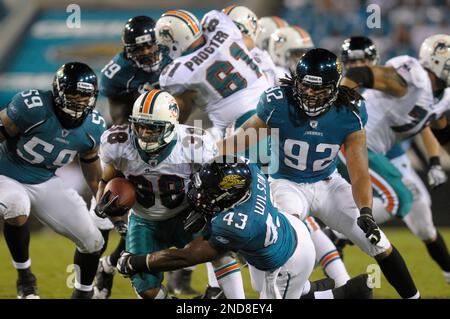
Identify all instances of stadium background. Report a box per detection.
[0,0,449,298]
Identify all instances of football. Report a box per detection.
[104,177,136,208]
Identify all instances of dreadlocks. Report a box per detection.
[279,73,364,113]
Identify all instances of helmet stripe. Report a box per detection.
[142,88,159,114]
[164,10,199,35]
[271,16,285,28]
[223,5,237,15]
[293,26,310,40]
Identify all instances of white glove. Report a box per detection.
[428,164,448,188]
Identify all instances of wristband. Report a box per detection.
[429,156,441,167]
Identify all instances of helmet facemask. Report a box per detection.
[293,76,339,117]
[130,117,175,153]
[187,171,250,216]
[125,42,162,72]
[53,83,97,129]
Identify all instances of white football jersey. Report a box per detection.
[250,47,278,86]
[100,124,218,221]
[364,56,443,154]
[159,10,270,131]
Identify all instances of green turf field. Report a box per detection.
[0,228,449,299]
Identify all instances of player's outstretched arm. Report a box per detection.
[217,114,270,156]
[0,109,19,142]
[79,147,102,197]
[341,65,407,98]
[117,237,222,276]
[421,126,448,188]
[344,129,372,209]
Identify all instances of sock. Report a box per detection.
[74,249,101,288]
[109,237,126,267]
[310,226,350,287]
[214,259,245,298]
[99,229,110,255]
[377,246,419,299]
[425,232,450,272]
[207,262,220,288]
[4,222,30,267]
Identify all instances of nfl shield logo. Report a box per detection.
[148,159,158,167]
[309,120,318,129]
[61,129,70,137]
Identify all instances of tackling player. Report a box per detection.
[116,157,373,299]
[93,90,245,299]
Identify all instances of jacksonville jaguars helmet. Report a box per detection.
[293,48,343,117]
[130,89,179,153]
[123,16,162,72]
[52,62,98,129]
[187,156,252,216]
[340,36,379,66]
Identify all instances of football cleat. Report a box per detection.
[16,272,40,299]
[93,256,116,299]
[342,274,373,299]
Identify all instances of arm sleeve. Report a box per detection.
[209,215,249,251]
[256,90,279,126]
[345,100,368,135]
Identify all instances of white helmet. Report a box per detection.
[255,16,289,50]
[419,34,450,86]
[269,26,314,72]
[223,5,258,42]
[130,89,179,153]
[155,10,202,59]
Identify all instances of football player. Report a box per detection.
[156,9,270,134]
[96,15,198,298]
[0,62,106,298]
[223,5,279,87]
[218,48,421,299]
[116,157,373,299]
[268,26,314,82]
[100,16,170,124]
[93,89,245,299]
[340,34,450,283]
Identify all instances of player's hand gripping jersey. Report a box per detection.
[159,10,270,131]
[0,90,106,184]
[364,56,450,154]
[100,124,218,221]
[257,86,368,183]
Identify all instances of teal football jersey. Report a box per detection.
[0,90,106,184]
[100,52,171,98]
[257,86,368,183]
[209,164,296,271]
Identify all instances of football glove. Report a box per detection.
[94,190,129,218]
[427,158,447,189]
[116,252,136,277]
[183,210,207,234]
[357,208,381,245]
